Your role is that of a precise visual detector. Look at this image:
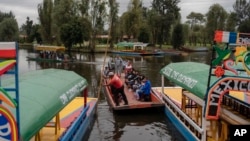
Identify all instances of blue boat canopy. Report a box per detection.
[2,69,88,141]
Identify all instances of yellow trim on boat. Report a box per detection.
[31,97,97,141]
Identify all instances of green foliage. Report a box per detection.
[172,23,184,49]
[238,19,250,33]
[138,26,150,43]
[0,18,19,41]
[205,4,228,43]
[60,19,83,50]
[38,0,53,44]
[152,0,181,47]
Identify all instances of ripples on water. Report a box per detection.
[19,49,211,141]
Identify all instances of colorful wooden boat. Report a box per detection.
[1,68,97,141]
[102,73,164,111]
[153,31,250,141]
[113,42,165,56]
[26,45,71,62]
[0,42,97,141]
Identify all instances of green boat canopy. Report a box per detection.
[116,42,135,47]
[2,69,88,141]
[116,42,148,50]
[160,62,234,99]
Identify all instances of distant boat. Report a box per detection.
[26,45,72,62]
[180,46,209,52]
[112,42,165,56]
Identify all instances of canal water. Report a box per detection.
[18,49,211,141]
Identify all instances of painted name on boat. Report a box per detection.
[206,76,250,119]
[60,80,86,105]
[162,66,198,88]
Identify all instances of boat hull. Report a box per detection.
[60,98,97,141]
[111,50,164,56]
[103,73,164,111]
[30,97,97,141]
[163,102,197,141]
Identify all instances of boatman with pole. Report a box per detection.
[104,72,128,106]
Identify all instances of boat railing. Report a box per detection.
[222,94,250,119]
[162,93,203,140]
[58,104,90,141]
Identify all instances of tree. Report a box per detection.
[60,19,83,57]
[126,0,143,41]
[38,0,53,44]
[146,8,161,45]
[205,4,228,44]
[225,12,237,31]
[172,23,184,49]
[233,0,250,26]
[20,17,34,43]
[0,11,19,41]
[186,12,205,29]
[89,0,107,53]
[108,0,119,49]
[152,0,180,48]
[0,18,19,41]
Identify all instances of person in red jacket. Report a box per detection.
[106,72,128,106]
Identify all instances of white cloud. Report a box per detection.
[0,0,235,27]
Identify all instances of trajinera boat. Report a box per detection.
[0,42,97,141]
[111,42,166,56]
[102,68,164,111]
[26,44,71,62]
[152,30,250,141]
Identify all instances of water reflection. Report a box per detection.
[19,48,212,141]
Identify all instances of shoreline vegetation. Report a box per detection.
[19,43,211,53]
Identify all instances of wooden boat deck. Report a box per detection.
[30,97,97,141]
[103,74,164,111]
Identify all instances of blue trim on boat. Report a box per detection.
[59,100,97,141]
[164,107,197,141]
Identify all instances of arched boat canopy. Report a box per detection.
[159,62,234,99]
[34,45,66,52]
[2,69,88,141]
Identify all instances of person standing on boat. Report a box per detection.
[135,76,151,101]
[125,60,133,74]
[108,57,115,70]
[105,72,128,106]
[114,55,123,77]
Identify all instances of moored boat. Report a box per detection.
[0,42,97,141]
[152,30,250,141]
[102,72,164,111]
[4,69,97,141]
[27,45,71,62]
[112,42,164,56]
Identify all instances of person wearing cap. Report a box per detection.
[135,76,151,101]
[105,71,128,106]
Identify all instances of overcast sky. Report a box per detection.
[0,0,235,27]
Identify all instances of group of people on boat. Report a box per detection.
[103,55,152,106]
[39,51,68,61]
[124,69,151,101]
